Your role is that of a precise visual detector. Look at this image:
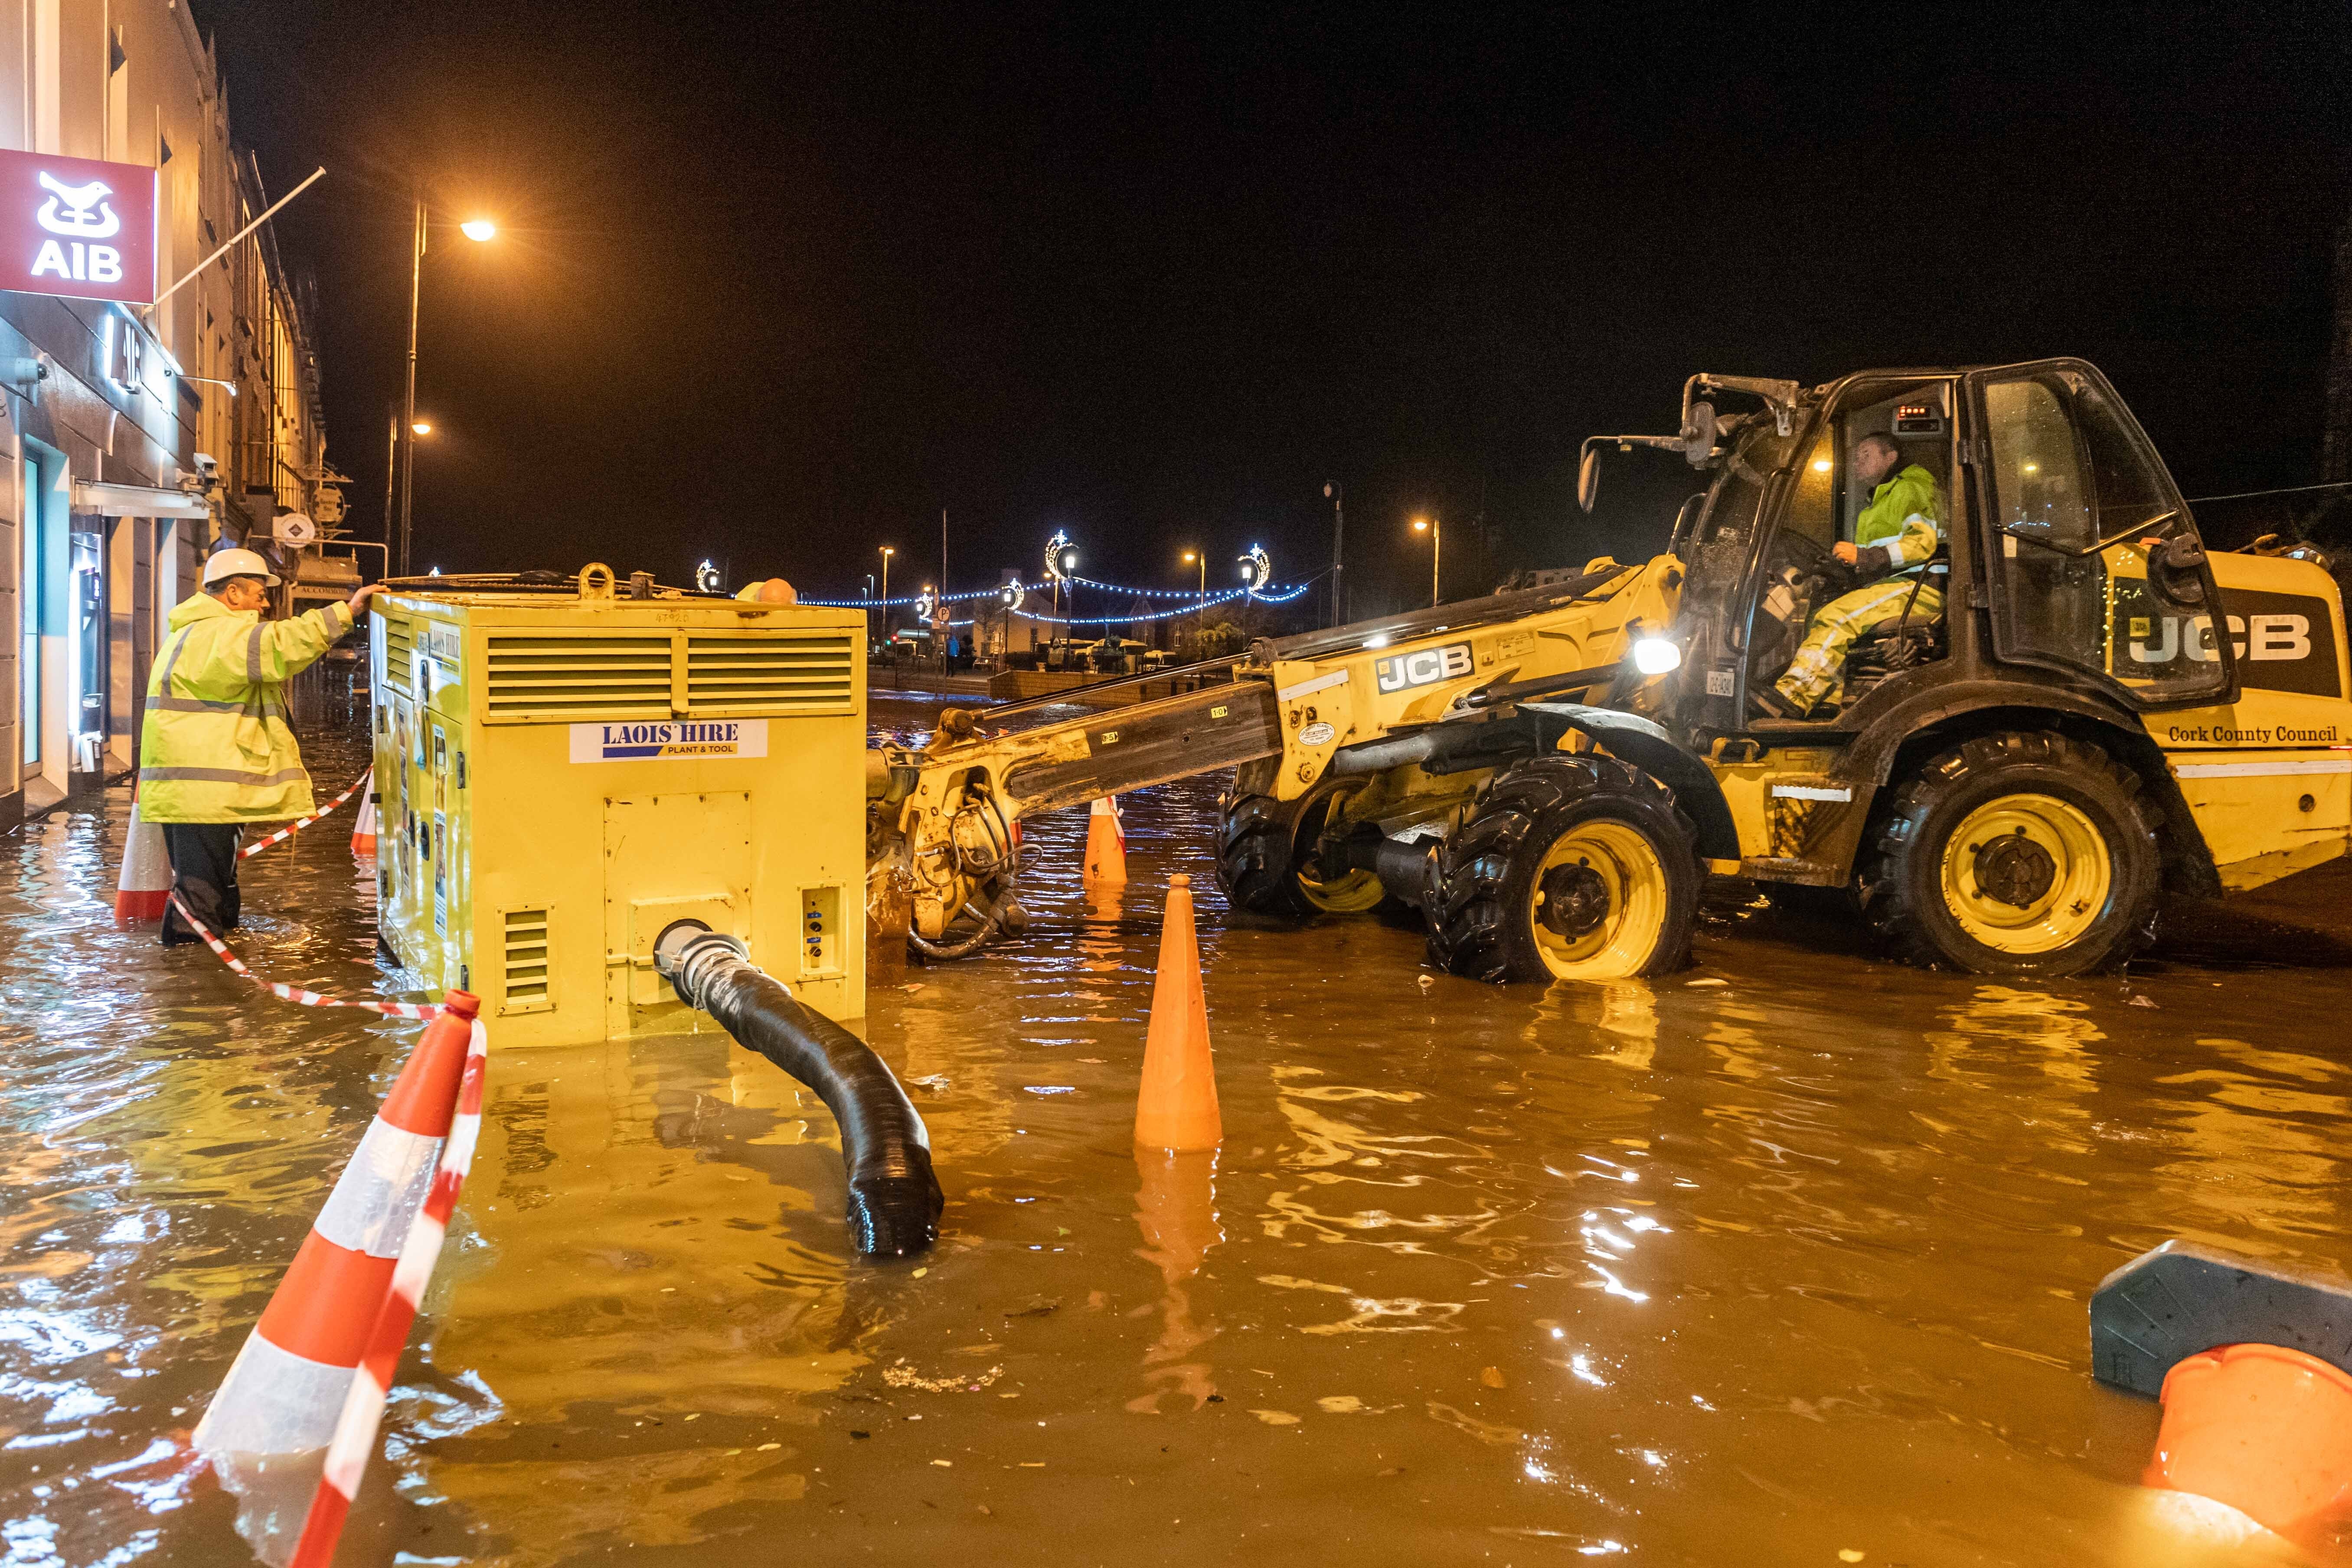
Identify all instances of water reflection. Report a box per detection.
[1124,1150,1220,1414]
[7,701,2352,1565]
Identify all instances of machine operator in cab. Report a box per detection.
[141,548,383,946]
[1760,433,1944,718]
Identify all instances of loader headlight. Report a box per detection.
[1632,636,1682,675]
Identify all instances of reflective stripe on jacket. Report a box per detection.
[1853,463,1944,578]
[138,593,353,823]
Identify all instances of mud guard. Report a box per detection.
[1517,703,1739,862]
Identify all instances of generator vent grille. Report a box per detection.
[686,634,856,715]
[500,907,552,1015]
[381,616,414,694]
[484,634,673,722]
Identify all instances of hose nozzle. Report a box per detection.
[652,919,755,1009]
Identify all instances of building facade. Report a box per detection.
[0,0,335,826]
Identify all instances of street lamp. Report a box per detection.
[382,407,435,566]
[1413,515,1441,608]
[879,546,895,645]
[1181,549,1205,647]
[398,194,497,577]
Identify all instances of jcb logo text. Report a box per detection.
[1375,642,1473,694]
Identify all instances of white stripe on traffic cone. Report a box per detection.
[193,992,479,1457]
[291,1016,489,1567]
[114,791,173,925]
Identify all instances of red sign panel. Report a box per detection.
[0,149,157,304]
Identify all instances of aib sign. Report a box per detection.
[0,149,157,304]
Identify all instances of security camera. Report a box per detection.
[193,453,219,474]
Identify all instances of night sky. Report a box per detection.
[206,2,2351,616]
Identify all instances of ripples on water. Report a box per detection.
[2,692,2348,1565]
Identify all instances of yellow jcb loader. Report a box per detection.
[869,358,2351,980]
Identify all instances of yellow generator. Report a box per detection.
[369,564,866,1046]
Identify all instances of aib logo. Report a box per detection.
[30,171,124,285]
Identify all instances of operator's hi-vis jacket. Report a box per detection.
[1851,463,1944,580]
[137,594,355,823]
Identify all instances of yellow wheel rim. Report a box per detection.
[1298,866,1388,914]
[1526,820,1666,980]
[1937,794,2110,954]
[1292,791,1389,914]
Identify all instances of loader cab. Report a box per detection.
[1675,359,2233,738]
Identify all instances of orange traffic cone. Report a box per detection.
[2146,1342,2352,1552]
[114,788,172,925]
[1083,794,1127,885]
[350,791,379,858]
[193,992,479,1458]
[1134,875,1219,1151]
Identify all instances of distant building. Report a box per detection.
[0,0,339,826]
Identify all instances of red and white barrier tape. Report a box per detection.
[168,893,444,1019]
[240,769,372,859]
[287,1015,488,1568]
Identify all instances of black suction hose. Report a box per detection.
[654,924,942,1258]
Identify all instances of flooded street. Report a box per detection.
[7,691,2352,1566]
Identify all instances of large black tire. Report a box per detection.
[1215,790,1390,918]
[1424,756,1701,984]
[1859,731,2162,976]
[1215,791,1312,918]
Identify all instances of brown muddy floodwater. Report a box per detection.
[5,688,2352,1567]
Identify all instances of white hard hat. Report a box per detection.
[203,547,281,588]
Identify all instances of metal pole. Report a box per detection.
[381,405,397,569]
[147,166,326,312]
[880,552,890,641]
[1326,481,1344,627]
[1432,516,1441,608]
[940,508,948,674]
[398,193,425,578]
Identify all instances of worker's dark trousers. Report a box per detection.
[160,824,242,947]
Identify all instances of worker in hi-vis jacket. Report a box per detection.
[140,547,382,946]
[1763,434,1945,718]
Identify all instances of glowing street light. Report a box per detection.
[1413,515,1441,608]
[398,195,500,576]
[1181,549,1205,641]
[382,408,438,554]
[879,546,895,641]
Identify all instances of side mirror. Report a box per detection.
[1578,441,1601,514]
[2149,533,2208,608]
[1681,401,1718,467]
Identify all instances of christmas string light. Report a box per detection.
[1012,588,1257,626]
[803,574,1310,610]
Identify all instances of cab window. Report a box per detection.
[1778,382,1953,553]
[1979,366,2228,705]
[1780,434,1836,552]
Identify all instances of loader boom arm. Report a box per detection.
[886,677,1282,830]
